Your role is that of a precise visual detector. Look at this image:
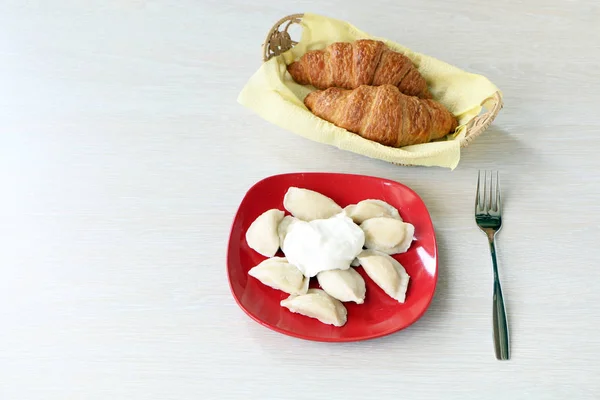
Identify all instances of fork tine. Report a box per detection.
[490,170,495,211]
[496,171,501,212]
[489,170,495,211]
[476,170,481,210]
[483,170,488,211]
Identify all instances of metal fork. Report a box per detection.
[475,171,510,360]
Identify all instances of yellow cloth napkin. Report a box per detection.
[238,13,501,169]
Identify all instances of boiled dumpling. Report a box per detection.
[357,250,410,303]
[277,215,298,250]
[248,257,309,295]
[360,217,415,255]
[283,187,342,221]
[344,199,402,224]
[317,268,366,304]
[245,209,285,257]
[280,289,348,327]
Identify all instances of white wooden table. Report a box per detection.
[2,1,600,399]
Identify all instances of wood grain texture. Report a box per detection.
[1,0,600,399]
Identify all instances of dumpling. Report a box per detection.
[248,257,309,295]
[360,217,415,255]
[245,209,285,257]
[277,215,298,250]
[344,199,402,224]
[280,289,348,327]
[283,187,342,221]
[317,268,366,304]
[357,250,410,303]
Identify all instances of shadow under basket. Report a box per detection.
[260,13,503,164]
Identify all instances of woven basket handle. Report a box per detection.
[460,92,503,147]
[263,14,304,61]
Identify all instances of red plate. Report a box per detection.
[227,173,437,342]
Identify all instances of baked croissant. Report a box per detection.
[288,39,431,99]
[304,84,458,147]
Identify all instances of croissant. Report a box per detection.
[288,39,431,99]
[304,84,458,147]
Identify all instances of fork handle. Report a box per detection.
[489,238,510,360]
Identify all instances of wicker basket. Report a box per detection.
[262,13,503,149]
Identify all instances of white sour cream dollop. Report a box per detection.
[282,213,365,278]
